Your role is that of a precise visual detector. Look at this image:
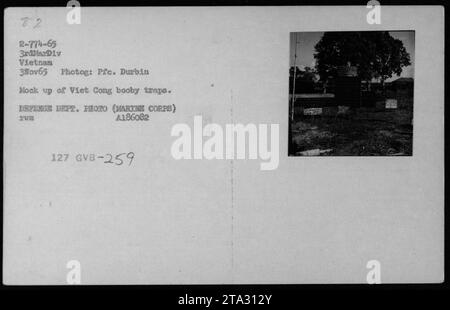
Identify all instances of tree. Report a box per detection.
[314,31,411,89]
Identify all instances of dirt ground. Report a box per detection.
[290,107,413,156]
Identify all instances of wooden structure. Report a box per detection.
[335,65,361,108]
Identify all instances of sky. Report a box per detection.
[289,31,415,82]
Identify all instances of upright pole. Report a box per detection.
[289,34,299,155]
[291,34,298,121]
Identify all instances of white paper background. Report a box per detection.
[3,6,444,284]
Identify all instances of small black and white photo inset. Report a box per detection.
[288,31,415,156]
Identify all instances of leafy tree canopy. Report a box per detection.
[314,31,411,83]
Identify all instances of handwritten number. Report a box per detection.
[34,18,42,28]
[21,17,29,27]
[127,152,135,166]
[104,154,113,164]
[114,153,125,166]
[21,17,41,28]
